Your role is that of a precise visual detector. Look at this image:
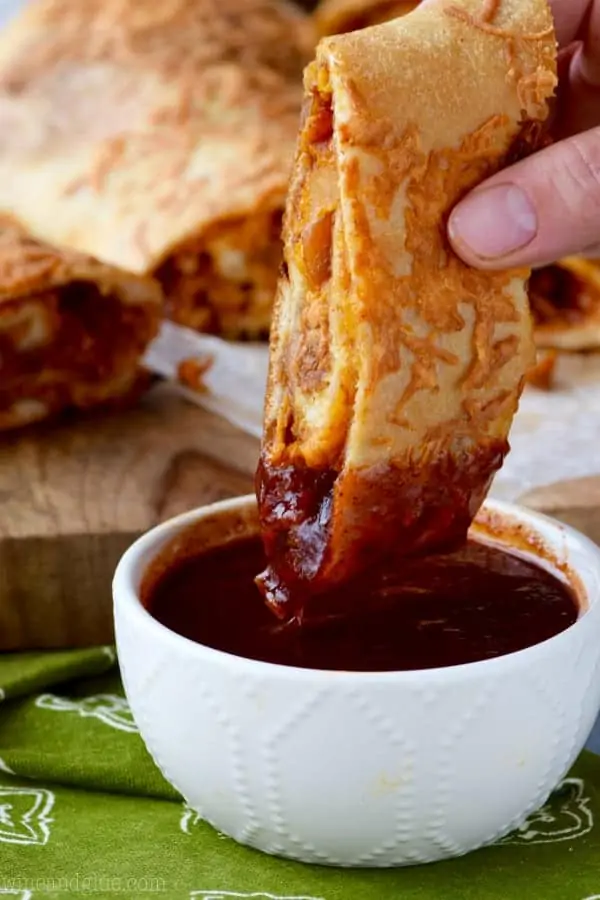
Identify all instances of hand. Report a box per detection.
[448,0,600,268]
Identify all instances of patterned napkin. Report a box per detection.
[1,647,600,900]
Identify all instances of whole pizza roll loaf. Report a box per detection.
[0,0,314,339]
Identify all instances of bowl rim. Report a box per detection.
[112,494,600,683]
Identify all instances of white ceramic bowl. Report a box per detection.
[113,495,600,868]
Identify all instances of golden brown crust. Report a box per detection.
[0,0,314,276]
[315,0,418,36]
[0,219,161,430]
[530,257,600,351]
[257,0,557,605]
[0,218,161,305]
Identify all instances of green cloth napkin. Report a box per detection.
[1,648,600,899]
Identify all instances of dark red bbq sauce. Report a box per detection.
[254,442,507,619]
[146,536,579,672]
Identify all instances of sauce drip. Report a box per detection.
[146,536,578,672]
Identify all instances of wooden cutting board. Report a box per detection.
[0,383,258,651]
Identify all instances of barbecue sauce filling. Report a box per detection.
[0,281,155,414]
[155,209,284,340]
[146,535,578,672]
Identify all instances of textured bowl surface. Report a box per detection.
[113,496,600,867]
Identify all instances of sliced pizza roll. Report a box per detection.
[0,220,160,431]
[530,257,600,351]
[257,0,557,612]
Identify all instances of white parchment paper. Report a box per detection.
[492,354,600,500]
[144,323,600,501]
[143,322,268,440]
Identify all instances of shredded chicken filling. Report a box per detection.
[0,282,155,415]
[156,208,284,340]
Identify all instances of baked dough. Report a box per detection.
[0,219,161,431]
[0,0,313,338]
[257,0,557,612]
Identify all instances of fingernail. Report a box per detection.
[449,184,538,259]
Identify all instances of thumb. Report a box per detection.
[448,127,600,269]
